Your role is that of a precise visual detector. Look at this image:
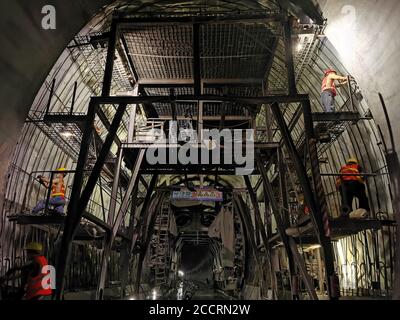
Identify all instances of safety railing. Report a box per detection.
[3,165,117,224]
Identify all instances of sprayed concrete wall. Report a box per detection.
[318,0,400,299]
[0,0,112,212]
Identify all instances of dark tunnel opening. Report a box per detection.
[179,244,214,284]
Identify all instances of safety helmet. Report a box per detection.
[347,158,358,164]
[56,167,67,175]
[25,242,43,253]
[324,68,337,76]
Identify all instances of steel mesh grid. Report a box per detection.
[144,87,194,96]
[150,101,250,117]
[201,23,274,79]
[204,86,262,96]
[70,34,133,94]
[122,22,275,80]
[122,25,194,79]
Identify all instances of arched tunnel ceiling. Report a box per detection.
[0,0,323,193]
[0,0,395,214]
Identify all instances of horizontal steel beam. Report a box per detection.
[137,78,264,88]
[320,173,381,177]
[91,94,309,106]
[121,142,279,149]
[311,111,369,122]
[157,115,252,121]
[117,13,284,26]
[43,114,87,123]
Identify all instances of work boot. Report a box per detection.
[349,208,368,219]
[285,222,313,236]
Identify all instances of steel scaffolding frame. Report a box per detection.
[47,9,392,300]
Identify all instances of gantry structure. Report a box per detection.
[3,1,395,300]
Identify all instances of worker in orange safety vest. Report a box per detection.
[321,68,348,113]
[32,167,67,215]
[336,158,370,218]
[0,242,52,300]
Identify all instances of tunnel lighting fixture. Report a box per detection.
[152,289,157,300]
[303,244,321,252]
[60,130,73,138]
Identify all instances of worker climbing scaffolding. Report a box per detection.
[321,69,348,113]
[336,158,370,219]
[31,167,67,216]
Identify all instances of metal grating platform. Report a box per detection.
[287,217,383,244]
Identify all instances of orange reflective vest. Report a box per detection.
[336,163,364,186]
[321,75,337,96]
[25,255,52,300]
[51,181,65,198]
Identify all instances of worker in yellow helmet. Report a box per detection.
[0,242,52,300]
[336,158,370,219]
[31,167,67,215]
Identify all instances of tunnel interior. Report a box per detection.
[0,0,399,301]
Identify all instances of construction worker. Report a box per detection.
[321,69,348,112]
[0,242,52,300]
[32,167,67,215]
[336,158,370,219]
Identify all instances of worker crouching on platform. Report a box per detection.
[336,158,370,219]
[321,68,348,112]
[0,242,53,300]
[32,167,67,215]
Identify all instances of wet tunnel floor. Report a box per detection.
[190,289,235,300]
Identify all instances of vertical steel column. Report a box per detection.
[130,174,159,253]
[271,101,337,299]
[302,99,331,238]
[70,81,78,114]
[74,104,127,227]
[233,193,265,297]
[302,98,338,298]
[256,154,317,300]
[120,183,140,298]
[283,16,297,95]
[55,101,97,299]
[101,18,119,97]
[45,78,56,114]
[192,23,201,96]
[56,103,127,299]
[127,85,139,143]
[96,149,145,299]
[108,146,124,225]
[277,150,297,289]
[197,100,203,142]
[134,190,163,294]
[244,176,277,299]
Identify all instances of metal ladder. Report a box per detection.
[152,199,171,287]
